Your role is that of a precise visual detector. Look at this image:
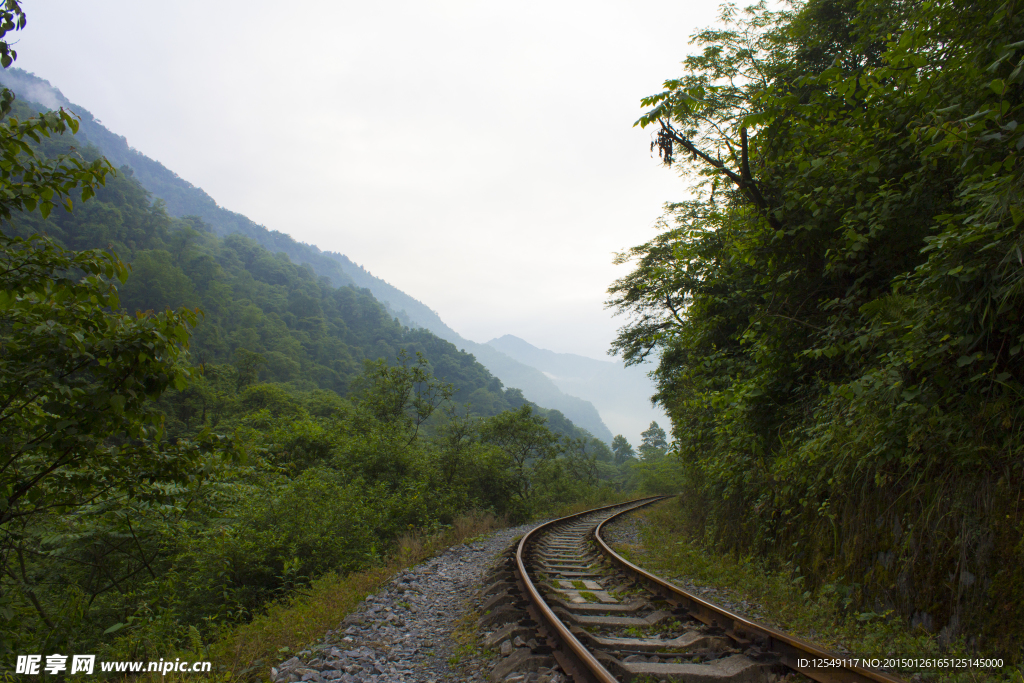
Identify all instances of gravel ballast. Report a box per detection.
[270,522,542,683]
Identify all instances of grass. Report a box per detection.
[446,607,484,668]
[540,489,640,520]
[619,499,1020,683]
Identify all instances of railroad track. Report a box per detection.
[481,497,906,683]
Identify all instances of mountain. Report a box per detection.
[486,335,665,443]
[303,261,614,442]
[0,68,614,443]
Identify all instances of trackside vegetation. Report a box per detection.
[609,0,1024,664]
[619,500,1011,682]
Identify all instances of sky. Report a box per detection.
[12,0,721,361]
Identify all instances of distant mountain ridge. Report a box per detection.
[0,68,614,443]
[486,335,665,442]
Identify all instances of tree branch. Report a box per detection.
[658,119,781,230]
[12,544,56,630]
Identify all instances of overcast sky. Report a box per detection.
[13,0,720,361]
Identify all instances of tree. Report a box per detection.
[638,421,668,460]
[353,350,453,439]
[0,0,236,525]
[480,405,559,502]
[0,1,26,69]
[233,348,267,391]
[611,434,636,464]
[1,4,111,223]
[0,9,241,649]
[433,404,476,486]
[562,437,600,488]
[0,232,243,642]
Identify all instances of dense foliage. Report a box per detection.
[611,0,1024,655]
[0,7,645,665]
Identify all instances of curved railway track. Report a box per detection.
[498,496,906,683]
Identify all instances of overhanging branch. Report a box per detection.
[657,119,780,230]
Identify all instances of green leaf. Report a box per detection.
[1009,57,1024,84]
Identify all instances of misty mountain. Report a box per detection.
[486,335,665,443]
[0,68,615,443]
[302,260,614,442]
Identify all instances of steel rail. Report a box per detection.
[594,503,907,683]
[514,496,667,683]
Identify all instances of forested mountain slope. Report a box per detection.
[3,166,515,424]
[0,67,614,443]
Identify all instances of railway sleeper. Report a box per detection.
[549,589,619,604]
[547,597,650,613]
[536,567,603,577]
[535,552,602,564]
[609,652,773,683]
[480,603,529,629]
[482,587,527,612]
[483,579,517,598]
[570,627,734,654]
[488,648,559,683]
[537,562,602,572]
[484,622,539,649]
[554,608,675,628]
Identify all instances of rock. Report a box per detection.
[500,640,513,656]
[279,657,302,672]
